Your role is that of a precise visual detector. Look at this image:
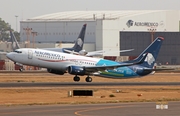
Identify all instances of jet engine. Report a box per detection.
[47,69,64,75]
[134,67,152,76]
[68,66,86,75]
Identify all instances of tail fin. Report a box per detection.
[10,30,20,51]
[126,37,164,68]
[72,24,87,52]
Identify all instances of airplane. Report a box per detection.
[43,24,87,53]
[7,37,165,82]
[10,24,87,53]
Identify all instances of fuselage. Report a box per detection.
[6,48,151,78]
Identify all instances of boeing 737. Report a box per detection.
[7,37,165,82]
[10,24,87,53]
[44,24,87,53]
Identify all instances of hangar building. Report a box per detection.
[20,10,180,65]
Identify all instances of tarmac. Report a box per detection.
[0,82,180,88]
[0,102,179,116]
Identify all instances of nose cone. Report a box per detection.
[6,53,13,60]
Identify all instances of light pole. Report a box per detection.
[31,31,37,48]
[147,28,156,43]
[15,15,18,32]
[23,27,32,48]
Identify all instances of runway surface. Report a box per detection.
[0,102,179,116]
[0,82,180,88]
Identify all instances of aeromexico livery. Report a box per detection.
[10,24,86,53]
[44,24,87,53]
[7,37,164,82]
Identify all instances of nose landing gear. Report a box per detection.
[19,67,23,72]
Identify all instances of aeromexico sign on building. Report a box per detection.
[126,20,159,28]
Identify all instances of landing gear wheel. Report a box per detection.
[19,68,23,72]
[85,76,92,82]
[73,76,80,82]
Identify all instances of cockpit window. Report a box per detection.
[14,50,22,53]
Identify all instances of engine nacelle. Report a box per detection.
[68,66,85,75]
[135,67,152,76]
[47,69,64,75]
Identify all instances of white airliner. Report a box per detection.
[7,37,166,82]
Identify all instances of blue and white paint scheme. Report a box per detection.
[6,37,164,82]
[43,24,87,53]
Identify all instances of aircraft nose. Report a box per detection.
[6,53,13,60]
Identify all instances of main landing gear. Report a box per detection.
[73,75,92,82]
[85,76,92,82]
[73,75,80,82]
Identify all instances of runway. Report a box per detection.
[0,102,179,116]
[0,82,180,88]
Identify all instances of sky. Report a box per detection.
[0,0,180,31]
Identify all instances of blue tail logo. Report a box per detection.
[144,53,155,66]
[77,38,83,47]
[126,37,164,68]
[72,24,87,52]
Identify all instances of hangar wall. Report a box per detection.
[96,20,120,56]
[120,32,180,65]
[95,10,180,57]
[20,21,96,43]
[118,10,179,31]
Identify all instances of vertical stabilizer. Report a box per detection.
[72,24,87,52]
[126,37,164,68]
[10,30,20,51]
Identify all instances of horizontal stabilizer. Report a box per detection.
[144,68,175,71]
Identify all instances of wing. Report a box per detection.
[63,49,79,55]
[84,53,148,73]
[64,49,134,56]
[85,49,134,57]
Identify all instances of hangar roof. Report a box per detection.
[26,10,163,21]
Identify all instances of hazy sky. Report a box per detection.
[0,0,180,31]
